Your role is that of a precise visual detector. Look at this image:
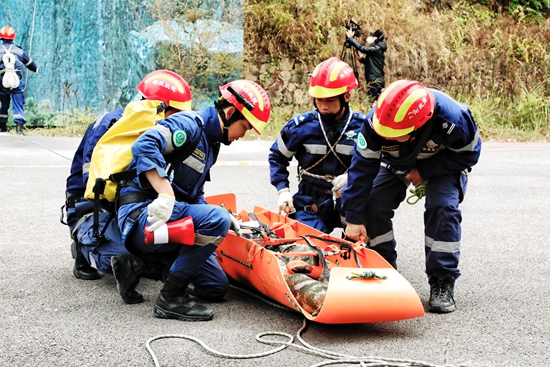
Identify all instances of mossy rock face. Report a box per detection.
[284,273,327,314]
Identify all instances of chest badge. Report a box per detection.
[345,130,357,140]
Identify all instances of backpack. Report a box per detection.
[83,99,202,240]
[1,44,20,89]
[84,99,168,202]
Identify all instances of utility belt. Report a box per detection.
[117,192,157,210]
[65,190,85,209]
[116,192,158,229]
[380,162,410,175]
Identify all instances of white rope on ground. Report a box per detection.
[145,291,469,367]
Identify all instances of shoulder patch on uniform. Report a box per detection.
[294,112,315,126]
[357,132,367,150]
[172,129,187,148]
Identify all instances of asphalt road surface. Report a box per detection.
[1,132,549,367]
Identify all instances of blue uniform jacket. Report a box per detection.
[342,89,482,224]
[66,109,124,194]
[118,107,222,243]
[269,108,366,194]
[0,40,38,93]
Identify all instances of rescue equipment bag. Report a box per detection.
[84,99,168,202]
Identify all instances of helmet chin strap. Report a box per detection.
[314,95,349,124]
[215,100,243,145]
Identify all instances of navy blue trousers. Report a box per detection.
[364,166,467,282]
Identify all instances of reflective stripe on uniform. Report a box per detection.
[304,143,326,155]
[153,124,174,155]
[447,131,480,153]
[182,155,205,174]
[369,230,394,247]
[357,147,381,159]
[276,134,295,158]
[195,233,224,246]
[335,143,354,156]
[425,236,460,253]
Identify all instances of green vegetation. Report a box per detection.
[246,0,550,141]
[15,0,550,142]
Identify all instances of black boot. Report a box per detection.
[71,241,100,280]
[153,273,214,321]
[0,122,7,132]
[16,124,22,135]
[111,255,145,304]
[428,275,456,313]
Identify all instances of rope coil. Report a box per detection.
[146,316,468,367]
[406,180,429,205]
[2,45,20,89]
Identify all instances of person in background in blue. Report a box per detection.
[269,57,365,234]
[0,25,38,134]
[65,70,192,286]
[341,80,482,313]
[116,79,271,321]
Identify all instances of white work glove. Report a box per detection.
[229,214,242,236]
[277,188,295,214]
[146,193,175,232]
[331,173,348,198]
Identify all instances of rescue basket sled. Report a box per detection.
[206,193,425,324]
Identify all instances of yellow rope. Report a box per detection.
[406,180,429,205]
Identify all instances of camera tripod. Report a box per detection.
[340,41,360,87]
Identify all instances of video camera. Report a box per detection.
[345,20,361,38]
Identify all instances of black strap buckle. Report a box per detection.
[304,204,318,214]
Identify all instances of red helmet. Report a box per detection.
[373,80,435,138]
[0,26,16,40]
[219,79,271,135]
[136,70,192,111]
[308,57,358,99]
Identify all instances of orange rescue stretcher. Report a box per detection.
[206,193,425,324]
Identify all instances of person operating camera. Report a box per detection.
[345,28,387,100]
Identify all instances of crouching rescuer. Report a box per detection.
[116,79,272,321]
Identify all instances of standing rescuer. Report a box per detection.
[0,25,38,134]
[269,57,365,233]
[341,80,482,313]
[345,28,386,100]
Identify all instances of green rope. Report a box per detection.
[406,180,429,205]
[346,271,387,280]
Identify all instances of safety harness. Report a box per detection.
[296,111,353,213]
